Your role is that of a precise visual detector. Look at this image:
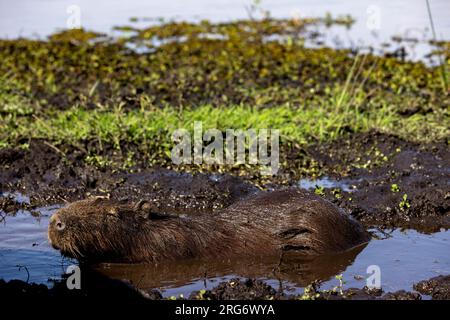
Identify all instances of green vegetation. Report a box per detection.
[391,184,400,193]
[299,274,347,300]
[399,194,411,211]
[0,17,448,176]
[333,274,346,296]
[314,185,325,196]
[2,101,446,147]
[299,284,321,300]
[332,188,342,199]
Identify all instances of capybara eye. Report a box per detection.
[56,221,65,231]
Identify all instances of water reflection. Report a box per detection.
[95,244,366,293]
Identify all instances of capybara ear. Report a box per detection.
[133,200,153,219]
[132,200,172,220]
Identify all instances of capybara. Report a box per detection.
[48,188,370,263]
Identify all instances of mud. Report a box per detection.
[308,131,450,232]
[3,274,444,300]
[189,278,278,300]
[0,193,33,215]
[414,275,450,300]
[325,287,421,300]
[1,132,448,232]
[0,139,257,215]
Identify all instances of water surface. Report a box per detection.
[1,201,449,297]
[1,0,449,62]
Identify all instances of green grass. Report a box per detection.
[1,94,447,151]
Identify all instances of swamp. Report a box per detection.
[0,0,449,303]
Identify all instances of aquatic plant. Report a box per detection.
[391,184,400,193]
[0,18,448,177]
[314,185,325,197]
[399,194,411,211]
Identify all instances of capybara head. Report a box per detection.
[48,196,234,263]
[48,197,163,262]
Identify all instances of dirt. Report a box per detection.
[308,131,450,232]
[324,287,422,300]
[189,278,279,300]
[0,139,258,215]
[0,270,151,303]
[3,274,445,300]
[1,131,448,232]
[0,194,32,214]
[414,275,450,300]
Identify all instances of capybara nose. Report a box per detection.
[50,214,65,231]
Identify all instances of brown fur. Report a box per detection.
[48,189,370,263]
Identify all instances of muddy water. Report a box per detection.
[1,193,449,297]
[94,229,450,298]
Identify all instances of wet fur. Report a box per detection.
[48,189,370,263]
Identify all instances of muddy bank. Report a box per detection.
[308,131,450,232]
[1,131,448,232]
[181,274,446,300]
[3,274,447,300]
[198,279,422,300]
[0,139,257,215]
[414,275,450,300]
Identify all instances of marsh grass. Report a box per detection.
[0,18,449,174]
[1,96,446,152]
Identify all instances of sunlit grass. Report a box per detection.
[1,98,447,151]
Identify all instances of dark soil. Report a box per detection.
[309,131,450,232]
[414,275,450,300]
[189,278,278,300]
[3,275,443,300]
[0,194,32,214]
[1,131,448,232]
[0,139,257,215]
[325,287,421,300]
